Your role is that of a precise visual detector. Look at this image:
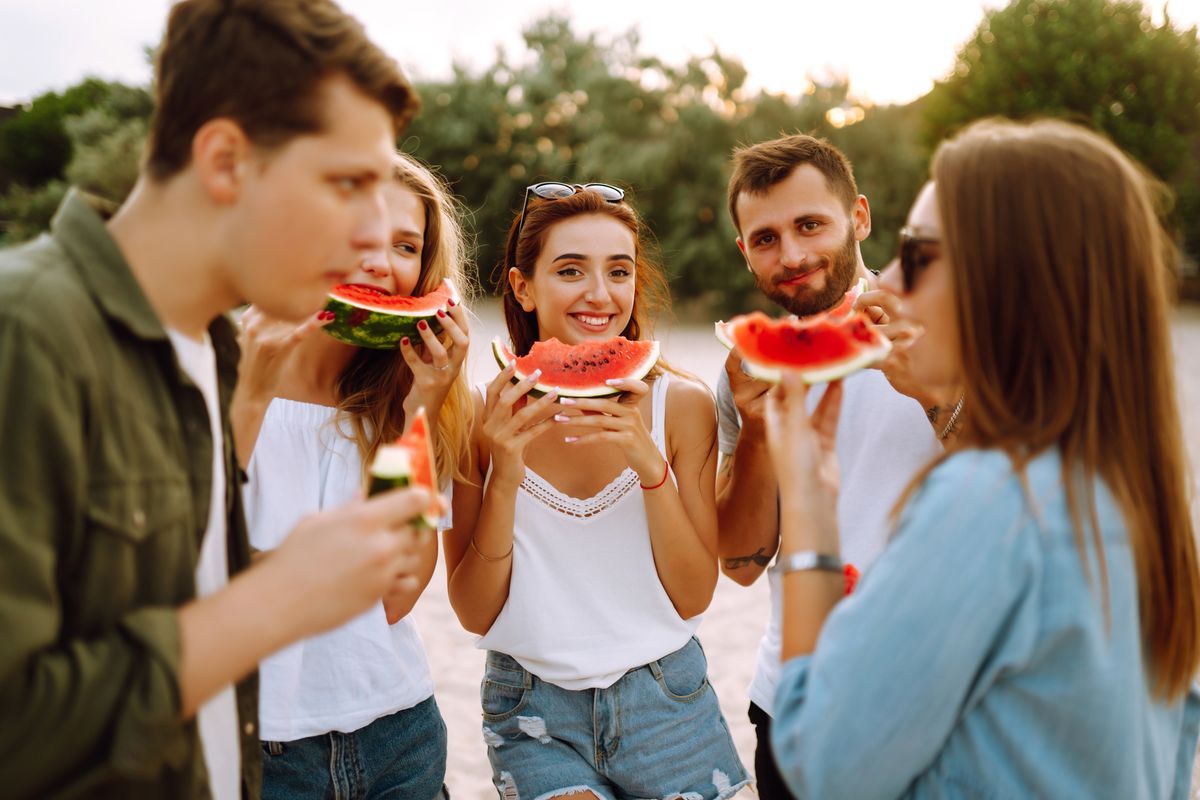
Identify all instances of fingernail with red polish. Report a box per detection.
[437,309,446,318]
[418,320,428,331]
[447,298,457,308]
[401,336,410,346]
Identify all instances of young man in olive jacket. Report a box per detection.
[0,2,432,797]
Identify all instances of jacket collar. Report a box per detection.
[51,188,169,342]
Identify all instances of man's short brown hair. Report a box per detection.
[145,0,419,181]
[727,134,859,233]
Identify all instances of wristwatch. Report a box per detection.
[769,550,843,576]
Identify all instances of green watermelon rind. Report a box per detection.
[322,279,459,350]
[490,336,661,398]
[367,473,436,529]
[714,320,736,350]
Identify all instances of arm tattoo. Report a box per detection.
[725,547,773,570]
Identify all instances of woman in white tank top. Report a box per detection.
[231,154,472,800]
[446,184,750,800]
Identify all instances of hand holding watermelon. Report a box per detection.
[399,299,470,421]
[481,364,564,488]
[260,484,434,641]
[555,377,664,483]
[723,347,772,432]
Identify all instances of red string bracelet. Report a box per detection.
[640,460,670,490]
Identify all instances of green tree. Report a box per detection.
[923,0,1200,261]
[406,13,911,315]
[0,80,151,243]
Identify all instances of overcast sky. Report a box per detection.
[2,0,1198,106]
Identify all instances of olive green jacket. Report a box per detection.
[0,191,261,799]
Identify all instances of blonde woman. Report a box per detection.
[766,119,1200,798]
[231,152,473,800]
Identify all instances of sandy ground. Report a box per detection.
[411,301,1200,800]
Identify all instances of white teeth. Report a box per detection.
[574,314,610,327]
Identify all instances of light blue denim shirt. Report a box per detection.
[771,448,1200,799]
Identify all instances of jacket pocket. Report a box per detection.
[86,479,191,543]
[75,478,195,617]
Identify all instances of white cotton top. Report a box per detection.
[243,398,435,741]
[166,329,240,800]
[476,373,700,691]
[716,367,942,715]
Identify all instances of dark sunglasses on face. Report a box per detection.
[898,226,941,293]
[516,181,625,238]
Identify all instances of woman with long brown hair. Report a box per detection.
[445,184,749,799]
[231,152,473,800]
[764,118,1200,798]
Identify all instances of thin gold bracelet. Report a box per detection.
[469,536,513,563]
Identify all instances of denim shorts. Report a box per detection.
[260,695,448,800]
[481,637,750,800]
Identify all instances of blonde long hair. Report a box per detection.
[335,152,475,485]
[916,118,1199,699]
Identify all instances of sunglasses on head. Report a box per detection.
[898,226,941,292]
[516,181,625,238]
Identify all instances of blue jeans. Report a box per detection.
[481,637,750,800]
[260,696,448,800]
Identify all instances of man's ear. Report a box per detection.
[852,194,872,242]
[735,236,752,272]
[191,118,252,205]
[508,267,535,312]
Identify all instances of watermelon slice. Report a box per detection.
[491,336,660,398]
[368,406,439,528]
[323,278,459,349]
[714,277,888,383]
[714,277,867,351]
[723,311,891,384]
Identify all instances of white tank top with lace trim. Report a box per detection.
[475,373,700,690]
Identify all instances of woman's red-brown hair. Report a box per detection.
[497,187,671,359]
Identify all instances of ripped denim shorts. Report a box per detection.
[480,637,750,800]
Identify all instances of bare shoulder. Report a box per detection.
[664,374,717,428]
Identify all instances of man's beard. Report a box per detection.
[757,228,859,317]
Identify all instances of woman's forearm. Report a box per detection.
[644,476,719,619]
[446,478,518,634]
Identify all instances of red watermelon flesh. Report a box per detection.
[725,311,891,384]
[368,406,439,528]
[331,280,456,312]
[324,278,459,349]
[823,277,869,321]
[714,277,867,350]
[491,336,660,397]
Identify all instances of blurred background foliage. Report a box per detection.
[1,0,1197,314]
